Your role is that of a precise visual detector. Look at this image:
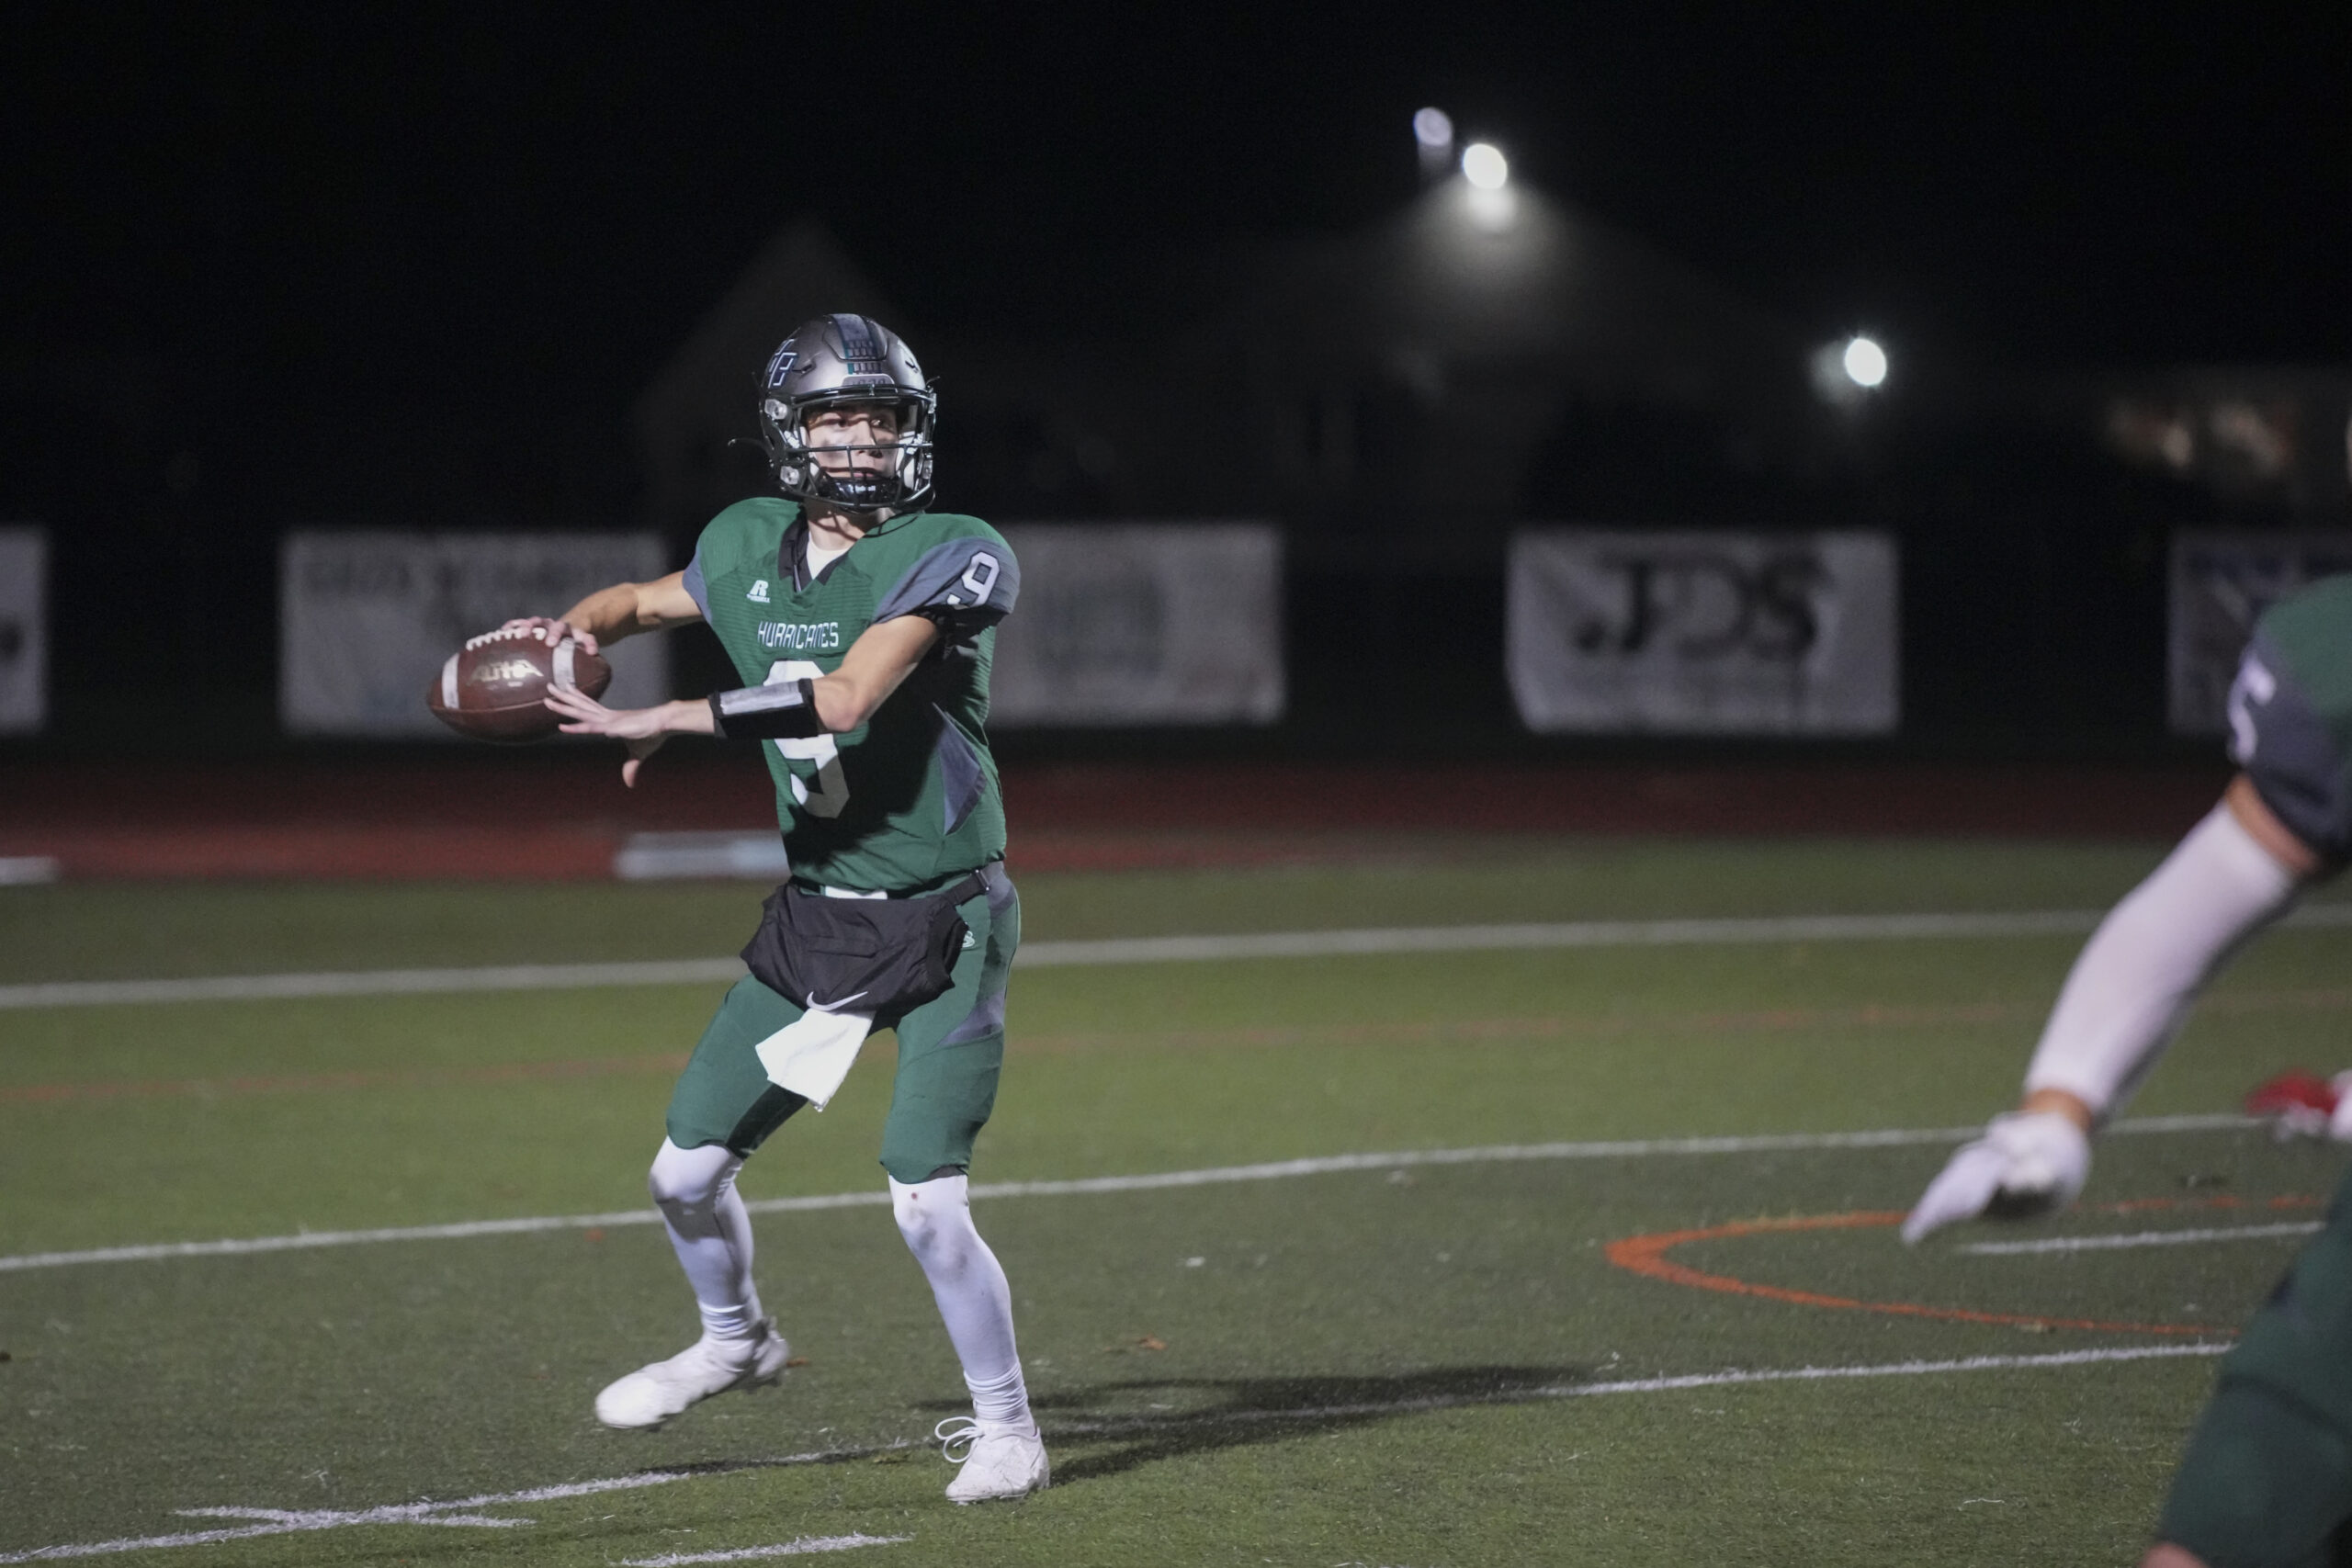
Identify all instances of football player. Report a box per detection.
[1904,574,2351,1566]
[510,315,1046,1504]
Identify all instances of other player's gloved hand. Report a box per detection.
[1900,1110,2091,1244]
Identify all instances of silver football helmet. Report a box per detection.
[756,314,936,513]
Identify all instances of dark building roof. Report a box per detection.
[634,189,1837,557]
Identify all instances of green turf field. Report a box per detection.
[4,839,2349,1566]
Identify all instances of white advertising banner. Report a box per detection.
[2169,532,2352,735]
[0,527,47,734]
[1508,528,1899,734]
[989,523,1283,726]
[281,531,673,736]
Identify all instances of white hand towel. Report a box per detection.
[753,1003,876,1110]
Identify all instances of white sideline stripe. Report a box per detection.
[0,1113,2252,1274]
[0,1442,907,1565]
[6,902,2347,1012]
[0,957,751,1011]
[1050,1343,2238,1441]
[1963,1221,2325,1256]
[620,1538,911,1566]
[1546,1342,2232,1396]
[0,1346,2229,1564]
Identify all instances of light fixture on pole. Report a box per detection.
[1413,107,1454,179]
[1461,142,1509,190]
[1842,335,1888,389]
[1454,141,1515,230]
[1810,333,1892,406]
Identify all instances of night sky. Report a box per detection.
[6,4,2346,522]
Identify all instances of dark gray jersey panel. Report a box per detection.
[873,536,1021,641]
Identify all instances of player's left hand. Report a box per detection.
[546,685,672,787]
[1901,1109,2091,1244]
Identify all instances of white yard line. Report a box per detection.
[0,1443,905,1565]
[0,957,751,1011]
[619,1538,912,1566]
[1546,1343,2231,1395]
[1052,1342,2238,1440]
[0,1114,2249,1274]
[6,903,2347,1012]
[1962,1221,2325,1256]
[0,1345,2229,1564]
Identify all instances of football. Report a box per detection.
[425,627,612,743]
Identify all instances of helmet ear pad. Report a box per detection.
[756,315,936,513]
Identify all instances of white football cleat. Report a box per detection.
[594,1319,790,1430]
[937,1416,1050,1503]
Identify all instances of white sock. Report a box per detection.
[648,1138,765,1348]
[890,1174,1035,1435]
[2024,803,2303,1117]
[965,1364,1032,1432]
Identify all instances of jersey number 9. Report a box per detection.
[765,660,848,818]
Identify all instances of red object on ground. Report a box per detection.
[0,755,2233,881]
[2245,1069,2342,1140]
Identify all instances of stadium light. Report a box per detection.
[1461,142,1509,190]
[1413,107,1455,180]
[1841,335,1888,389]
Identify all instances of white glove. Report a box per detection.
[1900,1110,2092,1244]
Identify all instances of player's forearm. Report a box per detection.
[559,583,658,644]
[560,575,701,644]
[809,615,940,731]
[707,675,883,738]
[707,619,939,739]
[2019,799,2302,1120]
[655,699,717,737]
[808,666,912,732]
[2018,1087,2095,1133]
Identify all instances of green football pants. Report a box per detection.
[663,867,1018,1185]
[2159,1162,2352,1567]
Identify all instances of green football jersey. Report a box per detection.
[2238,572,2352,859]
[2256,573,2352,755]
[684,497,1020,893]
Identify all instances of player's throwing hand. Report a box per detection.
[545,684,681,788]
[1901,1109,2091,1244]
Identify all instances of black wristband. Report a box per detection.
[710,679,824,739]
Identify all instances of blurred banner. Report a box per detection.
[281,532,673,736]
[0,526,47,734]
[2170,532,2352,735]
[989,524,1283,726]
[1508,528,1899,734]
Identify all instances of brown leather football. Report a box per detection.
[425,628,613,742]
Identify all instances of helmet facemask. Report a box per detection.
[760,390,936,513]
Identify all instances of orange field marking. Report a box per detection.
[1603,1194,2324,1337]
